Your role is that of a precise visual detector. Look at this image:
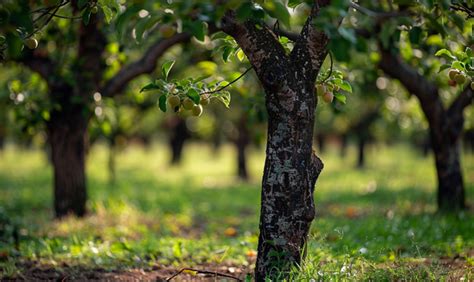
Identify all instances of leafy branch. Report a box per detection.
[200,66,253,95]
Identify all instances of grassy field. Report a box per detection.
[0,142,473,280]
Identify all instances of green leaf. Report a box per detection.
[82,8,91,25]
[288,0,303,8]
[451,61,464,71]
[158,94,167,112]
[340,81,352,93]
[162,60,175,80]
[408,27,422,45]
[186,88,200,104]
[140,83,159,92]
[115,5,141,42]
[101,5,114,23]
[334,92,346,104]
[236,49,245,62]
[215,91,231,108]
[438,64,451,73]
[5,33,22,59]
[185,20,207,42]
[466,47,473,57]
[222,46,233,62]
[435,49,455,60]
[135,15,160,43]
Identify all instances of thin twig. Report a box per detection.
[27,0,70,38]
[349,1,408,18]
[165,267,243,281]
[200,66,253,95]
[41,12,82,20]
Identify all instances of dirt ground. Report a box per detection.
[3,261,251,281]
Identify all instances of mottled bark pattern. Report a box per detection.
[222,2,330,279]
[380,50,473,211]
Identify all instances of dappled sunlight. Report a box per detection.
[1,143,473,279]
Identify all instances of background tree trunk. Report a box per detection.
[340,133,348,159]
[108,137,117,185]
[431,129,465,211]
[47,86,88,218]
[169,117,189,165]
[316,133,326,154]
[235,116,249,180]
[357,135,366,168]
[379,49,470,212]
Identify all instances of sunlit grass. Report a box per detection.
[0,142,473,279]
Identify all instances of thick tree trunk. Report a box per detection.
[221,4,331,279]
[169,117,189,165]
[379,49,470,212]
[235,116,250,180]
[46,12,105,218]
[47,87,88,218]
[256,99,323,280]
[431,129,465,211]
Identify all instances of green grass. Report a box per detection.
[0,142,473,280]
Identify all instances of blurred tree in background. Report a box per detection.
[0,0,473,280]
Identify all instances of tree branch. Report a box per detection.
[378,48,446,125]
[221,10,288,74]
[291,0,332,81]
[449,86,474,114]
[101,33,191,97]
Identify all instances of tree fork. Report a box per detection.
[221,1,332,279]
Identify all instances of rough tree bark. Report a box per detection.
[222,1,331,279]
[379,49,473,211]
